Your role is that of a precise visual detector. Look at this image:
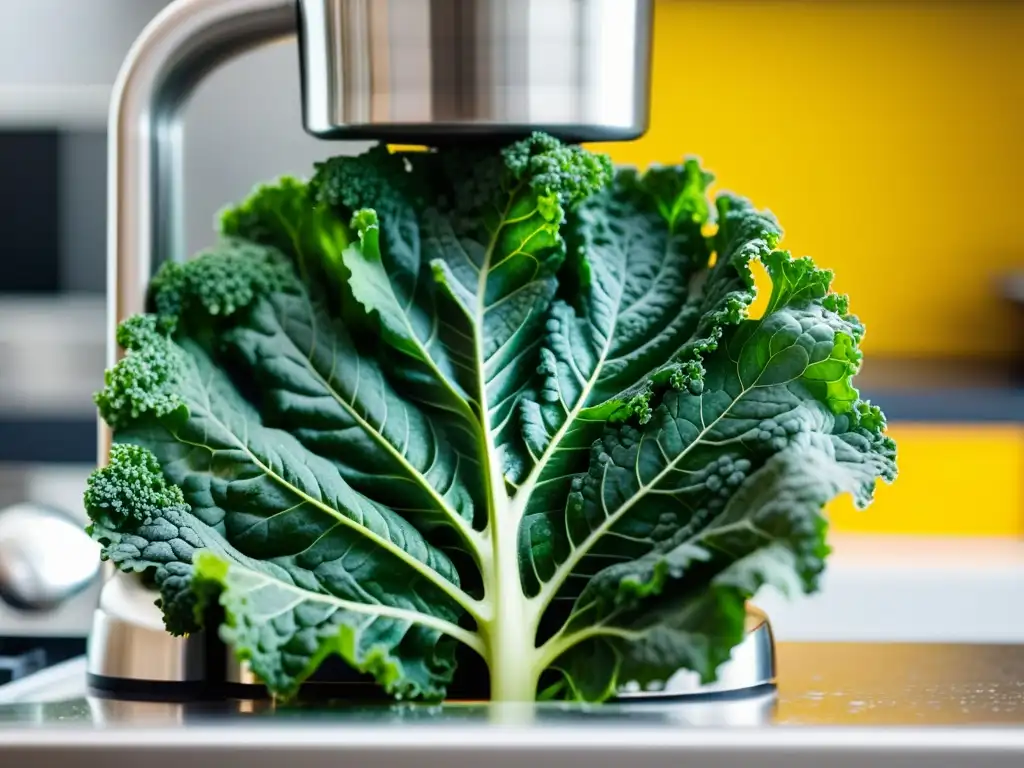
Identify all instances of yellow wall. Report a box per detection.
[593,0,1024,359]
[826,424,1023,536]
[592,1,1024,536]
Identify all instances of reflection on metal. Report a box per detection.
[86,572,255,694]
[87,695,189,726]
[87,571,239,686]
[86,607,195,683]
[79,688,773,727]
[774,642,1024,726]
[300,0,653,141]
[84,589,771,702]
[77,691,775,728]
[616,605,776,699]
[0,503,100,612]
[609,691,777,728]
[227,659,259,686]
[86,576,254,691]
[7,644,1024,728]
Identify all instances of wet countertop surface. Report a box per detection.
[0,643,1023,766]
[1,643,1023,728]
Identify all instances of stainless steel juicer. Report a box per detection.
[87,0,777,702]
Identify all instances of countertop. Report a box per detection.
[1,643,1023,766]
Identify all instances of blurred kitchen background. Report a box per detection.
[0,0,1021,669]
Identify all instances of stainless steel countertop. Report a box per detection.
[1,643,1023,767]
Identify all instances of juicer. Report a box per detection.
[86,0,776,702]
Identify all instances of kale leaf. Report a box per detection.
[85,134,896,703]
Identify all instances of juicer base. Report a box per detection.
[85,576,775,704]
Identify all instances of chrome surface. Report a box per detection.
[0,467,99,637]
[3,645,1024,767]
[299,0,653,142]
[0,503,100,612]
[85,571,255,685]
[105,0,297,404]
[84,598,770,698]
[85,572,236,684]
[86,608,194,683]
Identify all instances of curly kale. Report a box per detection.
[94,316,185,430]
[84,443,185,528]
[84,444,205,635]
[86,133,896,704]
[149,241,296,328]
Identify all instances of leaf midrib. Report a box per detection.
[475,182,524,522]
[530,334,802,612]
[512,217,675,516]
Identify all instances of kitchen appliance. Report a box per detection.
[0,503,100,612]
[84,0,776,704]
[0,469,99,685]
[3,3,1024,763]
[0,501,99,682]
